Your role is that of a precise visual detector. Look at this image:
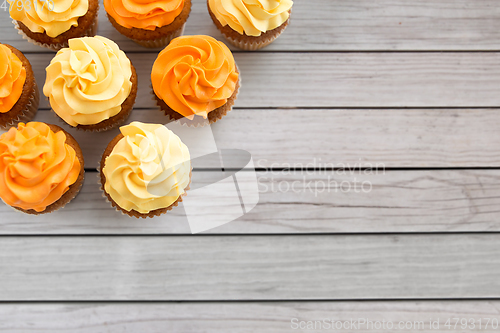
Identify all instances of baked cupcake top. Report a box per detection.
[105,0,184,30]
[103,122,191,214]
[151,35,239,119]
[208,0,292,36]
[9,0,89,38]
[43,36,133,127]
[0,122,81,212]
[0,44,26,114]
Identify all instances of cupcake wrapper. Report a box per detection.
[0,79,40,130]
[222,32,278,51]
[98,155,192,218]
[151,65,241,128]
[130,23,185,48]
[12,3,99,51]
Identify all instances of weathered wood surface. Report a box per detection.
[3,0,500,52]
[1,234,500,300]
[1,170,500,234]
[25,52,500,109]
[3,301,500,332]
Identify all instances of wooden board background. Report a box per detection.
[1,0,500,331]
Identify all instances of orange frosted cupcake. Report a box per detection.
[0,122,84,215]
[105,0,191,48]
[151,35,240,126]
[43,36,137,132]
[8,0,98,50]
[208,0,292,50]
[100,122,191,218]
[0,44,39,129]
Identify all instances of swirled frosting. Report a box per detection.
[105,0,184,30]
[103,122,191,214]
[43,36,133,127]
[208,0,292,36]
[152,35,239,119]
[0,45,26,113]
[0,122,81,212]
[9,0,89,38]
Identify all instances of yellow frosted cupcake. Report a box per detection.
[0,44,39,129]
[9,0,98,50]
[105,0,191,48]
[43,36,137,132]
[151,35,240,126]
[100,122,191,218]
[207,0,293,50]
[0,122,84,214]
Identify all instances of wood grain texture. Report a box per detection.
[3,0,500,52]
[1,170,500,234]
[1,234,500,300]
[26,52,500,109]
[19,108,500,168]
[3,301,500,332]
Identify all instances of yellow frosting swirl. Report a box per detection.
[103,122,191,214]
[43,36,133,127]
[0,45,26,113]
[9,0,89,38]
[208,0,292,36]
[0,122,81,212]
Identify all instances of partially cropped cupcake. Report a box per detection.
[100,122,191,218]
[0,122,84,214]
[9,0,98,50]
[43,36,137,132]
[152,35,239,126]
[0,44,39,129]
[105,0,191,48]
[208,0,293,50]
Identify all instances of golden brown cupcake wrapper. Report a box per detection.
[12,3,99,51]
[130,23,185,48]
[0,79,40,130]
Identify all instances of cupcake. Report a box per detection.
[8,0,98,50]
[151,35,240,126]
[207,0,293,50]
[43,36,137,132]
[0,122,84,214]
[0,44,39,129]
[105,0,191,48]
[100,122,191,218]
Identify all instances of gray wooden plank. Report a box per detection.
[3,0,500,52]
[25,52,500,109]
[15,108,500,169]
[1,234,500,300]
[2,301,500,332]
[1,170,500,234]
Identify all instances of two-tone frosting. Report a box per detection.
[151,35,239,119]
[105,0,184,30]
[43,36,132,127]
[9,0,89,37]
[208,0,292,36]
[103,122,191,214]
[0,122,81,212]
[0,45,26,113]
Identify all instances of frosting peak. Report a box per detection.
[103,122,191,214]
[0,45,26,113]
[152,35,239,119]
[105,0,184,30]
[9,0,89,37]
[208,0,292,36]
[0,122,81,212]
[43,36,133,127]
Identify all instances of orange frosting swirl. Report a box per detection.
[105,0,184,30]
[151,35,239,119]
[0,122,81,212]
[0,45,26,114]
